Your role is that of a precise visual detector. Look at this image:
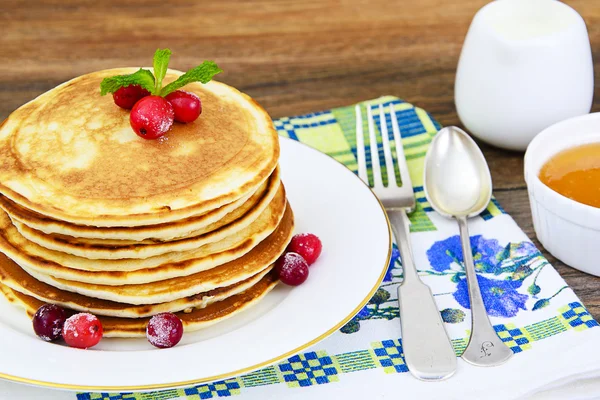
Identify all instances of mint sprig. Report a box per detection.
[100,48,222,97]
[161,61,223,97]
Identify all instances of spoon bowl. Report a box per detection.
[424,126,492,218]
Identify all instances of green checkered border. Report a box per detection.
[275,96,504,232]
[79,302,598,399]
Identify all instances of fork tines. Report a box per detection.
[354,104,413,192]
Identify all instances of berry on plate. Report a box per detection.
[276,252,309,286]
[112,85,150,109]
[146,312,184,349]
[130,96,174,139]
[32,304,67,342]
[165,90,202,123]
[287,233,322,265]
[62,313,103,349]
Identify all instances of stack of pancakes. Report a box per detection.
[0,69,293,337]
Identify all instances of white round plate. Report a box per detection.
[0,137,391,391]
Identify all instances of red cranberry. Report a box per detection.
[130,96,174,139]
[112,85,150,109]
[32,304,67,342]
[146,313,183,349]
[62,313,103,349]
[165,90,202,123]
[276,252,309,286]
[288,233,322,265]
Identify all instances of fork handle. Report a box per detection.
[388,209,457,381]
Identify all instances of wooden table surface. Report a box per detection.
[1,0,599,317]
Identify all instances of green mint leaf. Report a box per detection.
[99,68,156,96]
[153,48,172,94]
[160,61,223,96]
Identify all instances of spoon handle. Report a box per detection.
[457,216,513,366]
[389,209,457,381]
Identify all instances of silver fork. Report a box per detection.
[355,104,457,381]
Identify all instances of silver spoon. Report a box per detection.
[423,126,513,367]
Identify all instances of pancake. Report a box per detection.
[11,205,293,305]
[0,249,273,318]
[0,68,279,226]
[11,178,282,260]
[0,188,286,283]
[0,167,280,242]
[0,271,280,337]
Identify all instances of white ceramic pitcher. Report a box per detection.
[455,0,593,151]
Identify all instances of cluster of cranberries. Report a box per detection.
[32,305,103,349]
[275,233,322,286]
[32,305,183,349]
[113,85,202,140]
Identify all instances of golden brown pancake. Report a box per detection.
[0,271,280,337]
[0,191,287,284]
[0,248,273,318]
[0,68,279,226]
[0,67,289,340]
[11,180,283,260]
[0,167,280,242]
[9,206,293,305]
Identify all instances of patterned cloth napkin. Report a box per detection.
[4,97,600,400]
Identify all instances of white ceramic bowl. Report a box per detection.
[524,113,600,276]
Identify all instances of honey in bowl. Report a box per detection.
[539,143,600,208]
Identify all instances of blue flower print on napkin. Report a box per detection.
[427,235,504,274]
[340,234,554,334]
[453,275,527,318]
